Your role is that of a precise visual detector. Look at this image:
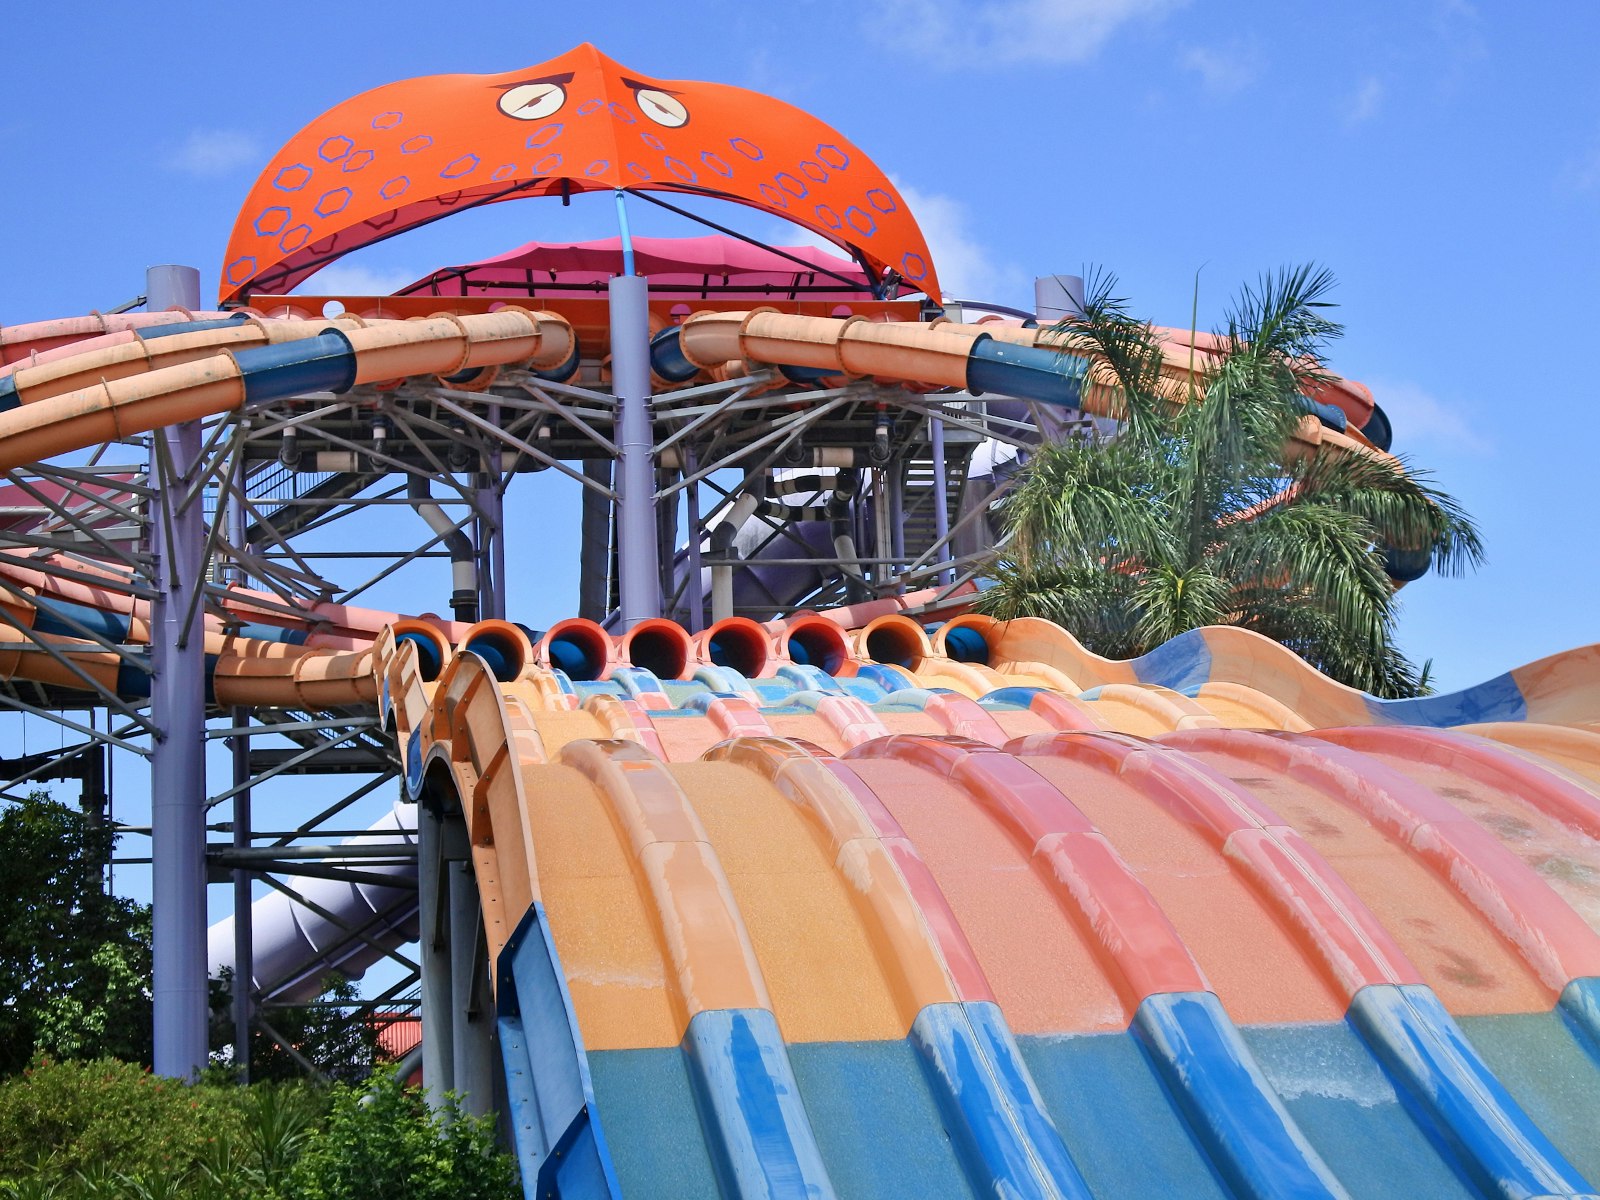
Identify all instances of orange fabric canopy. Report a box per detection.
[220,45,940,304]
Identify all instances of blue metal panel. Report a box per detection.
[648,327,699,383]
[1363,673,1527,727]
[681,1007,837,1199]
[587,1047,724,1197]
[394,630,443,680]
[965,337,1086,409]
[115,654,154,700]
[134,315,251,340]
[775,663,844,693]
[1347,983,1594,1200]
[1132,992,1349,1200]
[232,620,309,646]
[610,665,667,699]
[1240,1020,1477,1199]
[0,377,19,412]
[1131,628,1214,691]
[498,903,622,1200]
[1559,977,1600,1058]
[234,331,358,404]
[1458,1008,1600,1185]
[1019,1030,1232,1198]
[910,1001,1092,1199]
[30,595,129,641]
[979,685,1049,711]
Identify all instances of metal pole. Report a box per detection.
[227,446,252,1080]
[147,264,209,1080]
[480,404,506,621]
[417,803,454,1106]
[683,447,705,633]
[578,459,611,622]
[930,417,953,586]
[449,856,495,1116]
[230,714,252,1082]
[610,273,660,627]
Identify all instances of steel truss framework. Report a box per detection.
[0,276,1087,1088]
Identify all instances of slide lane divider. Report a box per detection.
[1312,726,1600,843]
[556,737,836,1200]
[1013,732,1595,1200]
[707,735,1089,1200]
[849,733,1348,1200]
[1165,730,1600,1011]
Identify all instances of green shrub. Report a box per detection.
[281,1066,517,1200]
[0,1058,249,1183]
[0,1061,518,1200]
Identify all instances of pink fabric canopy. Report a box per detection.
[399,235,877,300]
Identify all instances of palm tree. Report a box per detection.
[975,265,1483,698]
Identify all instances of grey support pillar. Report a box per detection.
[147,264,209,1080]
[610,274,660,627]
[1034,274,1086,323]
[930,417,953,587]
[417,802,455,1106]
[578,459,612,622]
[227,469,252,1080]
[230,719,252,1081]
[449,853,495,1116]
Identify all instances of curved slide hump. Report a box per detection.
[0,308,573,470]
[109,600,1596,1195]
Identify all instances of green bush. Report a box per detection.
[281,1066,517,1200]
[0,1058,250,1182]
[0,1060,518,1200]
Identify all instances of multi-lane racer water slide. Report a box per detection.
[7,42,1600,1200]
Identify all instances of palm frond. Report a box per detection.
[1291,447,1487,576]
[1039,267,1171,445]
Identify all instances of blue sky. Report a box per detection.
[3,0,1598,692]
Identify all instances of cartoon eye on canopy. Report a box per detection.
[219,44,940,304]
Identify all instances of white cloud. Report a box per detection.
[1343,76,1385,125]
[1364,378,1490,455]
[864,0,1184,67]
[163,129,261,177]
[889,178,1030,304]
[293,263,419,296]
[1182,43,1259,95]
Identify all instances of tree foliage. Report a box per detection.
[978,266,1483,697]
[0,794,152,1074]
[0,1060,518,1199]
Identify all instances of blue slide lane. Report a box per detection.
[1131,992,1351,1200]
[1559,977,1600,1059]
[680,1008,838,1200]
[1346,984,1595,1200]
[909,1000,1092,1199]
[497,903,622,1200]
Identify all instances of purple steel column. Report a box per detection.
[610,273,660,627]
[930,417,953,586]
[227,492,252,1080]
[148,264,209,1079]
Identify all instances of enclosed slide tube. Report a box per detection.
[0,555,472,650]
[0,309,234,367]
[207,802,420,1003]
[652,309,1416,596]
[0,308,574,471]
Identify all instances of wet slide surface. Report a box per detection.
[7,310,1600,1197]
[392,615,1600,1200]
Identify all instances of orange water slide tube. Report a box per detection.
[0,309,574,471]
